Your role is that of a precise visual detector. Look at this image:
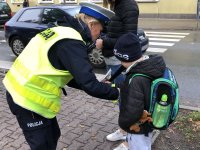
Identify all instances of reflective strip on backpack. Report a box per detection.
[152,78,178,90]
[129,74,152,84]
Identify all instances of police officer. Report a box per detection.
[3,4,119,150]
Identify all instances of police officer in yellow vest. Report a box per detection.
[3,4,119,150]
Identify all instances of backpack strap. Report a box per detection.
[129,74,153,84]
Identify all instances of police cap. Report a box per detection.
[79,2,114,25]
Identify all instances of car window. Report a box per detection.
[0,2,10,11]
[64,7,80,17]
[41,8,65,24]
[18,9,42,23]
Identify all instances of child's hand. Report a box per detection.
[129,110,153,132]
[130,123,140,132]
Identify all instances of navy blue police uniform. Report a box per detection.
[6,4,118,150]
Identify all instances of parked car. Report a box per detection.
[4,5,148,68]
[0,2,12,25]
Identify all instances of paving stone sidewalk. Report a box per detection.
[139,18,200,30]
[0,69,124,150]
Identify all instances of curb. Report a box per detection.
[179,105,200,111]
[152,130,160,144]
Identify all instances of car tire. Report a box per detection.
[88,48,106,68]
[10,36,25,56]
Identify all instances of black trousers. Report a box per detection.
[6,91,61,150]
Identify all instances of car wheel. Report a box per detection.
[88,48,106,68]
[10,36,25,56]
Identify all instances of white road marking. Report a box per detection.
[0,40,6,42]
[149,38,180,42]
[146,34,185,38]
[146,47,167,53]
[145,31,190,53]
[10,54,16,57]
[0,60,13,69]
[145,31,190,35]
[149,42,175,47]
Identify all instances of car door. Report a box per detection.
[0,2,11,24]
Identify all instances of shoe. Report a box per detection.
[106,129,126,141]
[113,143,128,150]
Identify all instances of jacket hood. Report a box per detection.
[128,55,166,79]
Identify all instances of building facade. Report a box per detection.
[2,0,199,19]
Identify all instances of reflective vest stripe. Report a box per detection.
[11,59,60,97]
[4,77,57,118]
[5,72,60,113]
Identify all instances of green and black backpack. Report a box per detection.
[130,67,179,130]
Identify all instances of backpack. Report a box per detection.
[130,67,179,130]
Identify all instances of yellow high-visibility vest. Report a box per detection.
[3,27,84,118]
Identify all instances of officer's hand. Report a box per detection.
[95,39,103,49]
[102,80,111,84]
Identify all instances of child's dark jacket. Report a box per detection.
[118,55,166,135]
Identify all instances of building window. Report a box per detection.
[90,0,102,3]
[80,0,102,3]
[38,0,54,4]
[60,0,77,3]
[11,0,23,4]
[136,0,159,2]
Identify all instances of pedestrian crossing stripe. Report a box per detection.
[146,48,167,53]
[149,42,175,47]
[0,40,6,42]
[145,31,190,53]
[149,38,180,42]
[146,34,185,38]
[145,31,190,35]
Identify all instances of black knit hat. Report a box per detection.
[114,32,142,62]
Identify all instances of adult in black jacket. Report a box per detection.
[114,33,166,150]
[100,0,139,57]
[23,0,29,8]
[96,0,139,84]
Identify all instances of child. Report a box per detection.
[113,32,166,150]
[98,1,139,149]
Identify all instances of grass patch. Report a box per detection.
[174,110,200,141]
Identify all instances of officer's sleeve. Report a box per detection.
[56,39,119,100]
